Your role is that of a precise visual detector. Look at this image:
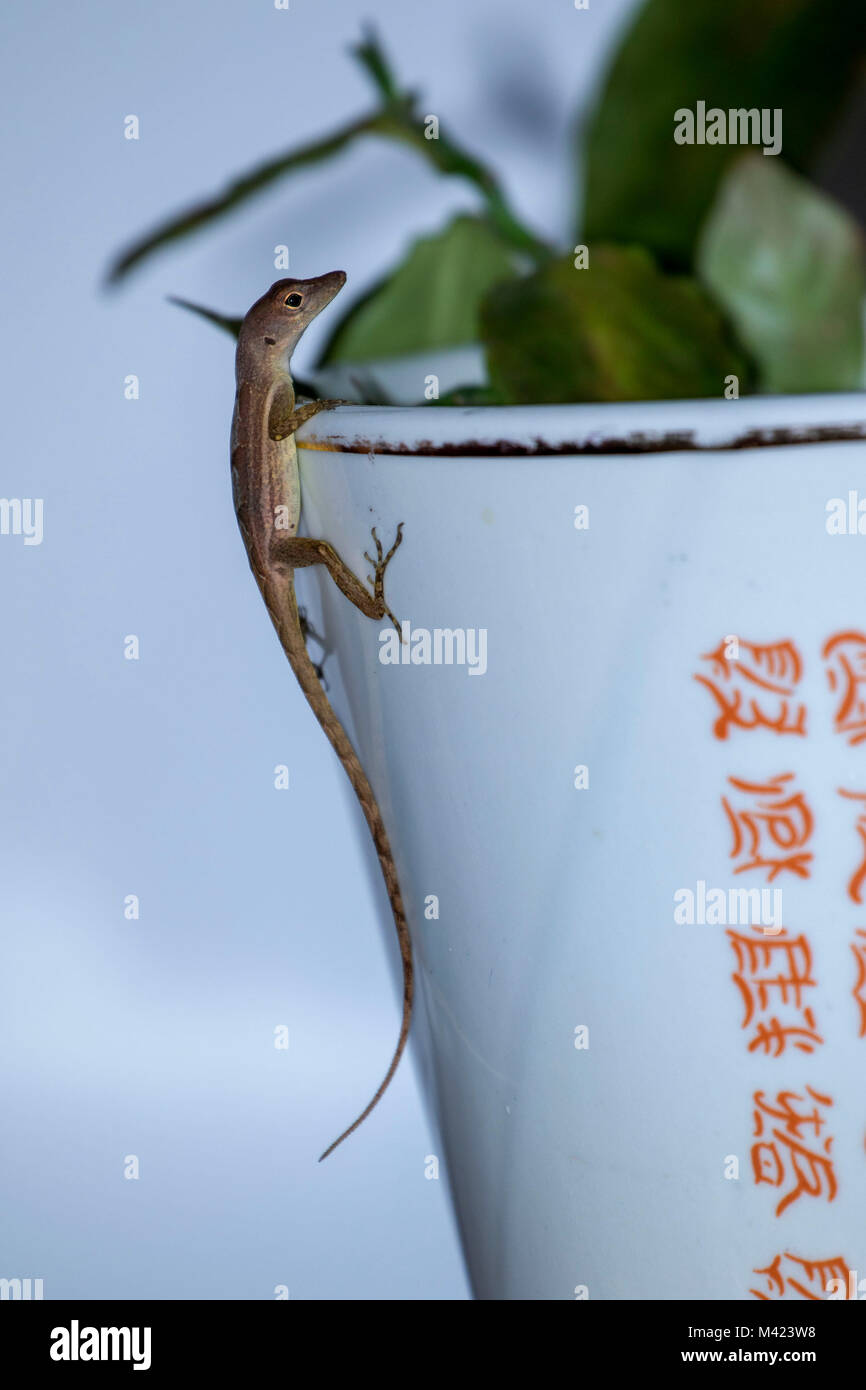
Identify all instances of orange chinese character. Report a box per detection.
[723,774,814,881]
[823,631,866,745]
[727,928,821,1056]
[751,1251,853,1300]
[852,930,866,1038]
[838,789,866,904]
[751,1086,836,1216]
[695,638,806,740]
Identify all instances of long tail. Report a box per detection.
[264,573,414,1161]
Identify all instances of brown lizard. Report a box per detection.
[230,273,412,1161]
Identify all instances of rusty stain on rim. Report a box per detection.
[301,421,866,457]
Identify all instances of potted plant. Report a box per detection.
[111,2,866,1300]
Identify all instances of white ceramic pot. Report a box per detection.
[297,392,866,1302]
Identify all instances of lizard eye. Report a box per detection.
[285,293,303,308]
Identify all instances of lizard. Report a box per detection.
[230,272,413,1161]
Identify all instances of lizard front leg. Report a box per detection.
[280,394,346,430]
[270,525,404,634]
[268,395,348,442]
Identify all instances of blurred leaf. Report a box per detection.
[350,24,401,102]
[108,28,549,285]
[168,296,318,397]
[318,215,521,364]
[696,155,865,392]
[376,111,552,265]
[167,295,242,337]
[107,111,387,284]
[432,384,500,405]
[581,0,866,267]
[480,246,750,403]
[347,31,550,261]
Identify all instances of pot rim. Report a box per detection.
[299,392,866,457]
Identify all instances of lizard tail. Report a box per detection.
[265,575,414,1161]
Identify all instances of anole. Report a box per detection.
[230,273,412,1161]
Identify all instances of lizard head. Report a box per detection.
[240,272,347,362]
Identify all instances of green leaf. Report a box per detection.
[318,215,521,364]
[696,155,865,393]
[581,0,866,267]
[480,246,750,403]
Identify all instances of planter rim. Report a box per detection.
[299,392,866,457]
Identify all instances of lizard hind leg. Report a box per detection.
[269,526,404,635]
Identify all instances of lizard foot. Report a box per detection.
[364,524,404,637]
